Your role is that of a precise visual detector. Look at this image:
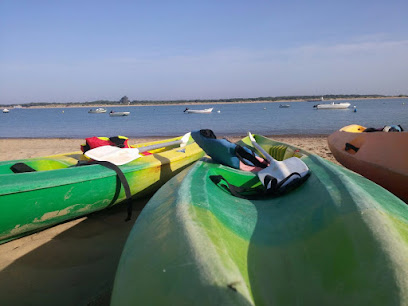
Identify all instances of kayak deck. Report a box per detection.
[112,134,408,305]
[0,135,204,244]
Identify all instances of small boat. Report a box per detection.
[3,108,9,113]
[183,107,213,114]
[328,124,408,202]
[88,107,107,113]
[110,111,130,116]
[279,104,290,108]
[0,134,204,244]
[313,102,351,109]
[112,131,408,305]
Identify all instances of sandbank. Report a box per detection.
[0,135,338,305]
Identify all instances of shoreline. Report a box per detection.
[5,96,407,109]
[0,133,330,140]
[0,135,338,164]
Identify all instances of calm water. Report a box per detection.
[1,99,407,138]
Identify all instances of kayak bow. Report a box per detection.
[112,134,408,305]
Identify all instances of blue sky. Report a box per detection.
[1,0,407,104]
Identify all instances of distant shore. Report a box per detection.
[4,96,407,109]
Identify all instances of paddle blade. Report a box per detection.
[258,157,309,189]
[85,146,142,165]
[180,132,191,147]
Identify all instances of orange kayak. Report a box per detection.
[328,124,408,203]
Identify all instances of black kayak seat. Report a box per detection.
[10,162,37,173]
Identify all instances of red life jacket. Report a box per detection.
[81,136,130,153]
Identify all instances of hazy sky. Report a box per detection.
[1,0,407,104]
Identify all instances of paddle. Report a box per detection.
[248,132,310,189]
[84,132,191,165]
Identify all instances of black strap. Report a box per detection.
[75,160,133,221]
[235,145,268,168]
[345,142,359,152]
[10,162,37,173]
[209,171,310,200]
[263,172,302,193]
[209,175,265,199]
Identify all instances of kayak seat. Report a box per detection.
[208,166,310,200]
[4,159,73,174]
[269,145,287,161]
[268,145,304,161]
[10,162,36,173]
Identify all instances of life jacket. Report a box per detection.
[81,136,130,153]
[191,129,268,171]
[383,125,403,132]
[364,125,404,133]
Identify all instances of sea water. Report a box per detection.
[0,99,407,138]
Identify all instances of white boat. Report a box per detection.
[88,108,107,113]
[279,104,290,108]
[313,102,351,109]
[3,108,9,113]
[109,111,130,116]
[183,107,213,114]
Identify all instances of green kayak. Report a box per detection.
[0,135,204,244]
[112,134,408,305]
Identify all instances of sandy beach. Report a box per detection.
[0,136,337,305]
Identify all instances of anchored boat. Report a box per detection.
[183,107,213,114]
[112,132,408,305]
[313,102,351,109]
[109,111,130,116]
[88,108,107,113]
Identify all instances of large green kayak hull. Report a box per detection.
[112,134,408,305]
[0,136,204,244]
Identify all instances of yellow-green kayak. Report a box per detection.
[0,134,204,244]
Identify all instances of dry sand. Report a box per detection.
[0,136,337,163]
[0,136,337,305]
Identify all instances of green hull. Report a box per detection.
[112,134,408,305]
[0,136,204,244]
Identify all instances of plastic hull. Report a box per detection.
[328,124,408,202]
[112,135,408,305]
[0,136,204,244]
